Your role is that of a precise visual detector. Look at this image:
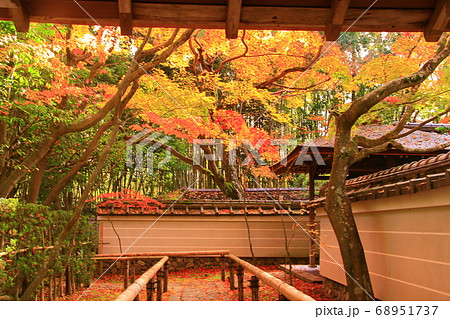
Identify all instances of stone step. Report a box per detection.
[278,264,323,283]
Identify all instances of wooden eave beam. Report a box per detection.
[0,0,18,9]
[118,0,133,36]
[325,0,350,41]
[424,0,450,42]
[9,0,28,32]
[225,0,242,39]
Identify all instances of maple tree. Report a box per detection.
[1,20,449,302]
[321,33,450,300]
[129,30,350,198]
[0,23,194,300]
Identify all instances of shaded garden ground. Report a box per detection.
[57,266,334,301]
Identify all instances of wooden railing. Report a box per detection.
[115,256,169,301]
[102,250,314,301]
[101,250,229,300]
[94,250,229,259]
[228,254,315,301]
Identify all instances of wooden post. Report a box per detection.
[308,166,317,268]
[163,262,169,293]
[156,270,164,301]
[98,260,103,275]
[123,260,130,290]
[131,260,136,282]
[52,275,57,300]
[236,266,244,301]
[130,261,139,301]
[249,276,259,301]
[220,256,226,282]
[59,274,64,297]
[71,271,76,293]
[229,262,236,290]
[147,278,156,301]
[48,277,53,301]
[65,267,71,295]
[279,294,288,301]
[39,285,44,301]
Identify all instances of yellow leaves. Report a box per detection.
[131,69,216,120]
[288,97,305,109]
[251,166,278,179]
[355,54,417,88]
[220,80,275,107]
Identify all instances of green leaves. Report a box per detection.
[0,199,96,299]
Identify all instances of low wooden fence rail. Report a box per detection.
[94,250,229,259]
[115,256,169,301]
[228,254,315,301]
[97,250,315,301]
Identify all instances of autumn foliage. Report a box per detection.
[89,189,165,215]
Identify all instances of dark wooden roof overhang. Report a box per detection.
[0,1,449,41]
[270,145,450,179]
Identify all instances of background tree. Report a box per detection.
[128,30,351,197]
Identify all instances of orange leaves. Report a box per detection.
[141,111,218,141]
[90,189,165,214]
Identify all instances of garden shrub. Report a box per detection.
[0,198,96,299]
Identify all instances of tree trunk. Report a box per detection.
[26,150,51,203]
[20,122,120,300]
[43,119,113,206]
[324,121,374,301]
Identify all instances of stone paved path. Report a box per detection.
[163,269,235,301]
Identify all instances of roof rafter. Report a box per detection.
[325,0,350,41]
[424,0,450,42]
[226,0,242,39]
[118,0,133,36]
[8,0,28,32]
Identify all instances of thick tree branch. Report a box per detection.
[155,141,214,178]
[353,105,414,148]
[128,29,195,83]
[255,44,324,89]
[137,28,179,59]
[342,34,450,129]
[214,30,248,74]
[390,140,450,153]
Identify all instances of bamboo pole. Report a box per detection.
[228,254,315,301]
[115,256,168,301]
[95,250,229,259]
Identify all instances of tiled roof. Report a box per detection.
[97,188,307,215]
[307,125,450,149]
[346,152,450,190]
[310,151,450,207]
[271,124,450,176]
[177,188,308,201]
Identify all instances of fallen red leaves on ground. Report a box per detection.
[58,267,334,301]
